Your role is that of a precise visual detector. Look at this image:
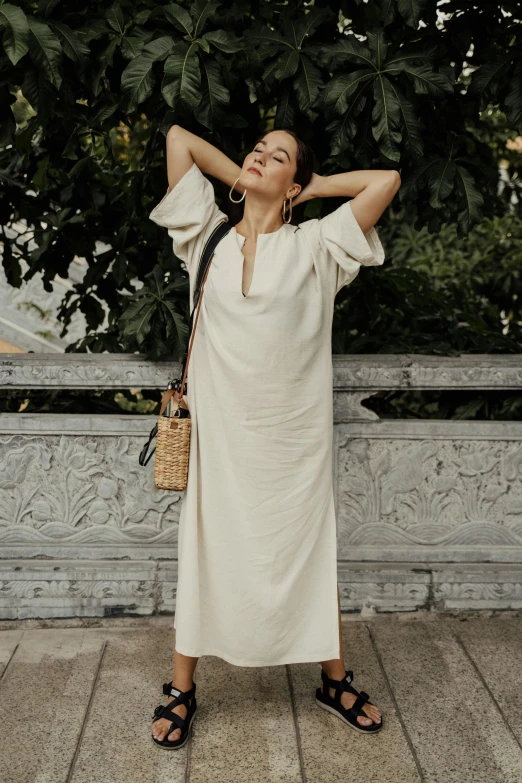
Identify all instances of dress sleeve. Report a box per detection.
[303,199,386,295]
[148,161,227,274]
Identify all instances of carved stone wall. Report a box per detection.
[1,353,522,618]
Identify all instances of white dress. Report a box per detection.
[149,162,385,667]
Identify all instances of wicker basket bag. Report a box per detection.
[139,219,232,490]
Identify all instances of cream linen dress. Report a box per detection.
[149,162,385,667]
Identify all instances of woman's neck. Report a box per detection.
[234,203,284,237]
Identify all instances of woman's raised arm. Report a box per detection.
[166,125,242,194]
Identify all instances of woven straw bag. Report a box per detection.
[139,218,232,490]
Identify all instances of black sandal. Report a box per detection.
[151,680,197,749]
[315,668,383,734]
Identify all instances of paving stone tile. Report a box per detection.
[0,629,105,783]
[69,621,185,783]
[290,622,421,783]
[0,629,23,677]
[371,619,522,783]
[189,655,302,783]
[450,615,522,744]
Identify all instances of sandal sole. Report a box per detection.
[315,697,383,734]
[151,706,197,750]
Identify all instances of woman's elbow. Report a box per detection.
[387,170,401,192]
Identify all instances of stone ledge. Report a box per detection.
[1,560,521,619]
[338,561,522,613]
[0,560,173,619]
[2,352,522,389]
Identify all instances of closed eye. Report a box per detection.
[254,147,284,162]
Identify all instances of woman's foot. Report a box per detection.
[322,669,382,727]
[151,681,194,742]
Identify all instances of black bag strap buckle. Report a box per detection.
[138,423,158,466]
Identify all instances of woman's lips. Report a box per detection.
[247,167,262,176]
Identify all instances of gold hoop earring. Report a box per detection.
[229,177,246,203]
[282,197,293,223]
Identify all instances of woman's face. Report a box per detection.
[240,131,301,201]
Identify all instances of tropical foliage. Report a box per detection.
[1,0,521,364]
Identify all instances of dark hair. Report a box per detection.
[221,128,314,226]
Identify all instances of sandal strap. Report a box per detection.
[162,681,196,702]
[350,690,370,715]
[155,704,187,732]
[321,668,356,694]
[321,669,373,708]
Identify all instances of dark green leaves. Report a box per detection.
[321,34,453,163]
[245,7,333,121]
[400,153,485,235]
[118,265,189,359]
[397,0,429,29]
[469,55,522,133]
[163,3,194,37]
[161,40,201,111]
[153,1,240,123]
[121,36,176,111]
[0,3,30,65]
[27,17,63,89]
[1,0,520,360]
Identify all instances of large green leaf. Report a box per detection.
[163,3,194,37]
[52,22,91,66]
[387,61,454,97]
[162,40,202,110]
[454,164,484,235]
[385,79,423,158]
[274,49,300,81]
[202,29,244,53]
[468,57,513,106]
[194,56,233,128]
[427,158,456,209]
[274,87,296,128]
[121,36,175,111]
[105,2,125,36]
[321,70,373,117]
[0,3,29,65]
[285,7,333,49]
[372,75,402,161]
[397,0,428,29]
[192,0,222,38]
[505,61,522,132]
[27,17,63,89]
[293,53,323,115]
[366,29,389,67]
[321,36,375,70]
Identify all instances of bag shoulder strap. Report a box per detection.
[139,219,232,466]
[193,219,231,311]
[159,219,232,416]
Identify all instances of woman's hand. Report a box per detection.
[291,172,324,207]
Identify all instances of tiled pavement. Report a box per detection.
[1,611,522,783]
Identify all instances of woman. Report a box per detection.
[149,125,400,749]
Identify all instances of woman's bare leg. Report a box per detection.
[319,585,381,727]
[152,647,199,742]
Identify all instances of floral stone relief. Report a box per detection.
[0,434,181,547]
[337,437,522,550]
